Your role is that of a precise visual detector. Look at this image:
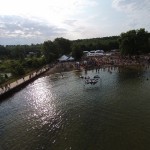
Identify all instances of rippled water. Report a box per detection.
[0,67,150,150]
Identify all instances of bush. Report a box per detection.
[10,62,25,76]
[0,74,5,84]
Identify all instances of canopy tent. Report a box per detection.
[67,56,74,61]
[58,55,69,62]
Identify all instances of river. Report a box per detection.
[0,67,150,150]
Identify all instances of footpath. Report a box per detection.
[0,66,49,99]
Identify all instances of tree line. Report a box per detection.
[0,28,150,83]
[119,28,150,55]
[0,28,150,63]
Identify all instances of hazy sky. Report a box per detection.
[0,0,150,45]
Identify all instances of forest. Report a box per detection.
[0,28,150,84]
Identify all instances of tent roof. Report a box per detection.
[68,56,74,60]
[58,55,68,61]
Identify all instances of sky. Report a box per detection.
[0,0,150,45]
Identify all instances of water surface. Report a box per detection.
[0,68,150,150]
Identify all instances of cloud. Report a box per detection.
[112,0,150,29]
[112,0,150,14]
[0,0,98,24]
[0,15,66,45]
[0,0,99,44]
[63,20,77,26]
[112,0,137,12]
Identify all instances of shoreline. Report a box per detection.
[43,62,150,76]
[0,61,149,100]
[0,66,49,100]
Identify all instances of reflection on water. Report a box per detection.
[0,68,150,150]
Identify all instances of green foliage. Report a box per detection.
[0,57,46,79]
[23,57,46,69]
[0,29,149,68]
[5,44,42,59]
[4,74,8,79]
[0,45,9,58]
[10,61,25,76]
[54,37,71,55]
[0,35,122,64]
[119,28,150,55]
[6,45,26,60]
[73,36,119,51]
[0,60,13,72]
[72,44,83,60]
[42,40,57,63]
[0,74,5,84]
[136,28,150,53]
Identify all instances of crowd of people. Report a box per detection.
[79,53,150,70]
[1,53,150,95]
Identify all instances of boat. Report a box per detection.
[93,75,100,78]
[80,75,84,79]
[85,78,98,85]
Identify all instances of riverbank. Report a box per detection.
[1,58,149,100]
[0,62,76,100]
[0,66,49,100]
[43,62,75,76]
[43,61,150,77]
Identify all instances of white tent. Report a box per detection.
[58,55,69,62]
[95,50,104,53]
[67,56,74,61]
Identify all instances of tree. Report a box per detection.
[136,28,149,53]
[0,45,9,58]
[72,44,83,60]
[119,30,137,55]
[4,74,8,79]
[42,40,57,63]
[10,62,25,76]
[72,36,119,51]
[54,38,71,55]
[119,28,150,55]
[0,74,5,84]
